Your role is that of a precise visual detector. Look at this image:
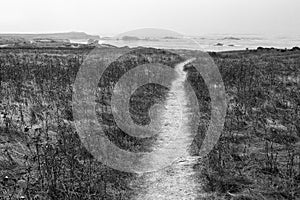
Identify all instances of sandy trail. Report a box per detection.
[131,59,203,200]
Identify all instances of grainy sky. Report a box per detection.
[0,0,299,36]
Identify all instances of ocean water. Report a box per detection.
[96,34,300,52]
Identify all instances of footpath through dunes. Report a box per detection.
[130,59,206,200]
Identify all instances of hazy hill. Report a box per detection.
[0,31,100,40]
[116,28,182,39]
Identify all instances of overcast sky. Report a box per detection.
[0,0,299,36]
